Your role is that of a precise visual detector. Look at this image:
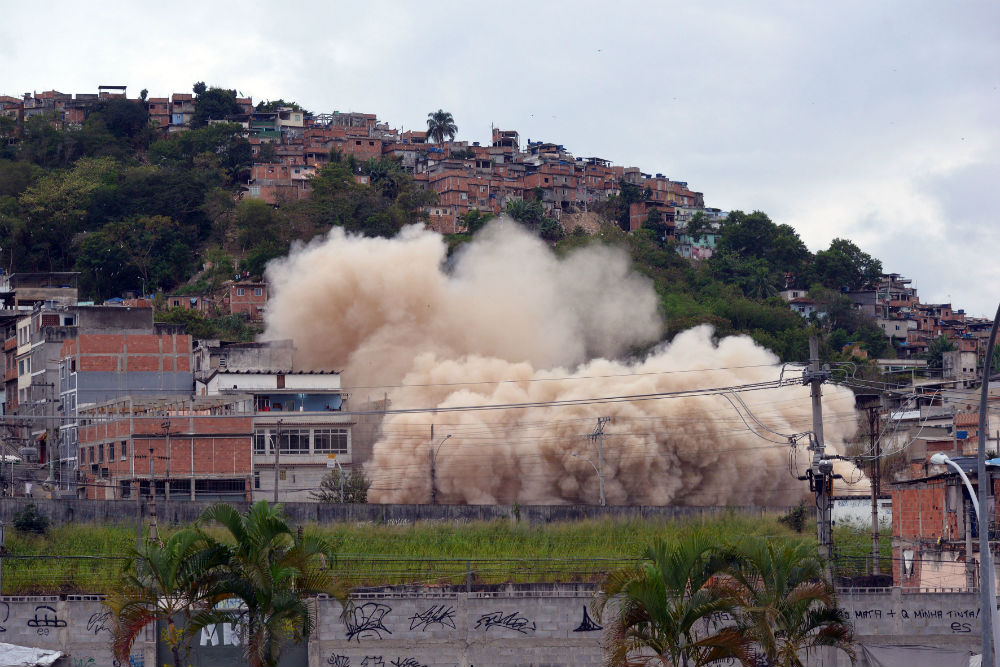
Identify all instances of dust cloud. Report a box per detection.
[263,221,862,505]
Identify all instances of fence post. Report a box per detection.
[466,560,471,593]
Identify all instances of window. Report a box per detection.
[279,429,310,454]
[313,428,348,454]
[108,442,114,461]
[254,428,271,454]
[98,444,104,463]
[254,471,260,489]
[89,447,95,464]
[236,288,245,297]
[121,440,127,460]
[253,288,263,297]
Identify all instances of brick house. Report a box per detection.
[77,395,253,501]
[222,281,268,321]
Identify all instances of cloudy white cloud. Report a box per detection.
[2,0,998,313]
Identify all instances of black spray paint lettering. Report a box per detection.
[0,601,8,632]
[573,605,603,632]
[474,610,536,634]
[361,657,384,667]
[87,610,113,635]
[327,654,350,667]
[854,609,882,619]
[951,622,973,633]
[390,659,427,667]
[28,605,67,634]
[346,603,393,642]
[408,604,456,631]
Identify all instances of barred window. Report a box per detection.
[313,428,348,454]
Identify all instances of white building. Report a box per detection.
[198,370,353,502]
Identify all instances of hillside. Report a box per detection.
[0,94,899,364]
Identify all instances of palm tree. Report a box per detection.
[106,529,226,667]
[196,501,348,667]
[722,539,855,667]
[426,109,457,145]
[593,535,752,667]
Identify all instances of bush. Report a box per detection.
[13,503,50,535]
[778,502,807,533]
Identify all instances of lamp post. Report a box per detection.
[930,452,1000,660]
[429,434,452,505]
[571,453,605,506]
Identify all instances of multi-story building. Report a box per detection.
[77,394,253,501]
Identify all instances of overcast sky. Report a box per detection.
[3,1,998,315]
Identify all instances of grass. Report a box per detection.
[833,525,893,578]
[0,512,814,594]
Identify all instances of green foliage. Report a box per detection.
[593,533,752,667]
[715,210,810,277]
[312,468,371,503]
[426,109,457,144]
[459,208,493,234]
[303,156,433,238]
[255,99,307,114]
[192,87,242,127]
[449,147,475,159]
[809,238,882,291]
[923,334,956,370]
[196,501,347,667]
[255,141,278,163]
[12,503,50,535]
[155,307,259,341]
[778,502,808,533]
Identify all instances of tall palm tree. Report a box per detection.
[722,539,855,667]
[196,501,348,667]
[426,109,457,145]
[105,529,226,667]
[593,535,752,667]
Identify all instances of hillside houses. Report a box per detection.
[2,87,711,239]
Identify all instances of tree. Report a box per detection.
[106,529,226,667]
[811,238,882,291]
[426,109,457,144]
[721,539,855,667]
[312,467,371,503]
[196,501,348,667]
[255,99,307,114]
[193,81,207,96]
[642,207,670,245]
[593,535,751,667]
[255,141,279,164]
[460,209,493,234]
[923,334,956,371]
[192,88,242,127]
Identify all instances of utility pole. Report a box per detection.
[162,419,171,502]
[855,393,882,576]
[430,426,452,505]
[272,419,283,504]
[148,446,157,542]
[591,417,611,507]
[805,337,833,570]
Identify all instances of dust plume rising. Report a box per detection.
[263,222,862,505]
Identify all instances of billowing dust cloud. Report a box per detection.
[264,222,862,505]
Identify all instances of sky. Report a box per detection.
[2,1,999,315]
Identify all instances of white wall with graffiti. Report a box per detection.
[0,587,986,667]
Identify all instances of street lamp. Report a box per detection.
[572,453,605,506]
[429,434,451,505]
[930,452,1000,656]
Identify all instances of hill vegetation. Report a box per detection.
[0,93,888,362]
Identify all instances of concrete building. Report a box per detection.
[197,369,352,502]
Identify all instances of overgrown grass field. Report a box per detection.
[1,513,815,594]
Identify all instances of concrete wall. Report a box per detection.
[0,588,984,667]
[0,498,794,526]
